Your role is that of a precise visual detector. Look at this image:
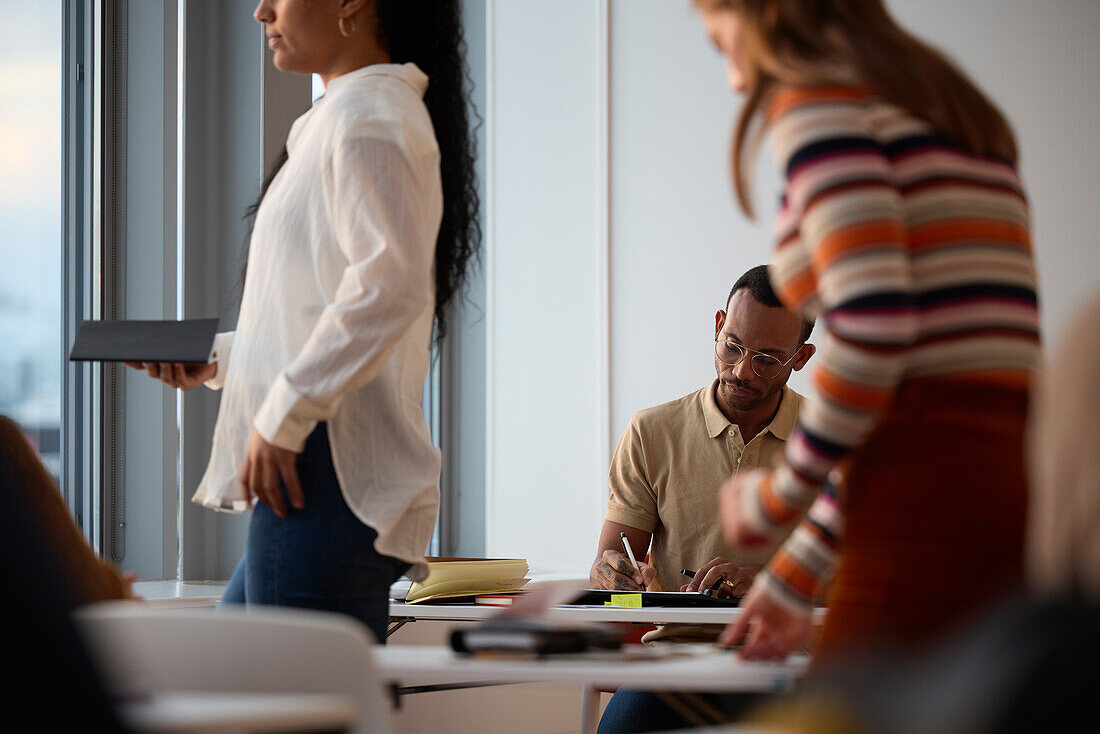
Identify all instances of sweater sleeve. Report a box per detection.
[750,477,843,616]
[741,89,918,537]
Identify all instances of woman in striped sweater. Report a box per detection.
[694,0,1041,665]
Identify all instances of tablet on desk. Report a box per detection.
[69,319,219,364]
[568,590,741,608]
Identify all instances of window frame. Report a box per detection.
[61,0,115,554]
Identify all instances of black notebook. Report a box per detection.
[69,319,220,364]
[451,618,622,657]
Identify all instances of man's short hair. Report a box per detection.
[727,265,815,345]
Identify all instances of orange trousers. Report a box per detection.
[813,378,1029,664]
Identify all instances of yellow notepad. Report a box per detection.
[405,557,530,604]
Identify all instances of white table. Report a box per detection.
[389,600,746,627]
[389,600,827,634]
[374,644,807,734]
[119,692,358,733]
[136,582,226,609]
[376,644,806,692]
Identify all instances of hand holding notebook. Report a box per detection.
[123,361,216,391]
[70,319,219,364]
[70,319,220,390]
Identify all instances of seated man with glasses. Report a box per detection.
[589,265,815,644]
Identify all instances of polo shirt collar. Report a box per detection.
[703,378,798,441]
[703,379,733,438]
[768,386,798,440]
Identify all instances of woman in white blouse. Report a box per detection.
[129,0,479,642]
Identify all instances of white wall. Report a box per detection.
[609,1,790,437]
[483,0,1100,573]
[485,0,609,571]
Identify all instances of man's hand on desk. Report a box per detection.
[680,557,761,598]
[590,550,656,591]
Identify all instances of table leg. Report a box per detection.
[387,618,410,637]
[579,685,601,734]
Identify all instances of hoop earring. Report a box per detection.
[338,16,355,37]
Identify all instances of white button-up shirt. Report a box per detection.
[192,64,442,580]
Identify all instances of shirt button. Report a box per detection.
[728,430,735,436]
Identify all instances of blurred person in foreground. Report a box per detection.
[1,414,132,731]
[747,296,1100,734]
[692,0,1041,665]
[0,415,134,605]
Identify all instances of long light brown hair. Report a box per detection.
[0,416,130,605]
[696,0,1019,218]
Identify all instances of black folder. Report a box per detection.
[69,319,220,364]
[567,589,741,608]
[451,618,622,656]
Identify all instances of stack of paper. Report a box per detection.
[405,557,530,604]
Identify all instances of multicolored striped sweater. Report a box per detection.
[742,85,1041,615]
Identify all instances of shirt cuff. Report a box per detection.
[203,331,235,391]
[252,373,321,453]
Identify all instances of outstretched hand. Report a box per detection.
[719,585,814,660]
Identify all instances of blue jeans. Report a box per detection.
[222,423,409,644]
[597,690,765,733]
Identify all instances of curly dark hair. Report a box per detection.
[245,0,481,342]
[376,0,481,341]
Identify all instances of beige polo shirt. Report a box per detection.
[606,380,803,595]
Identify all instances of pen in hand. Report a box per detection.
[682,568,734,598]
[620,532,646,591]
[682,567,714,595]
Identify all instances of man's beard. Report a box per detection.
[720,378,779,412]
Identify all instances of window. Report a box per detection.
[1,0,120,555]
[1,1,487,581]
[0,1,65,485]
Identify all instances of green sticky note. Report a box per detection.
[608,593,643,608]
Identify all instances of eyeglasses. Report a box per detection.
[714,338,800,379]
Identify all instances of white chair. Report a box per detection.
[74,601,393,734]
